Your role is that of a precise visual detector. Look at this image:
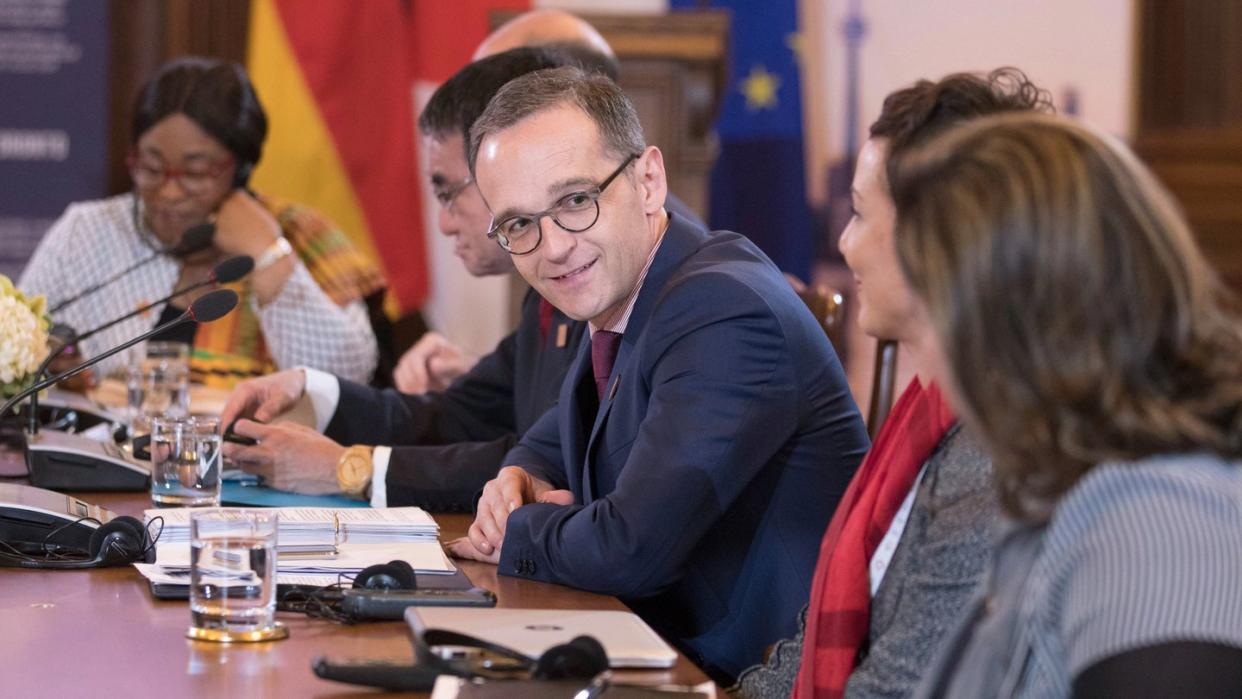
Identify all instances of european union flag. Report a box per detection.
[671,0,814,280]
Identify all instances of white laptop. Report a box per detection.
[406,607,678,669]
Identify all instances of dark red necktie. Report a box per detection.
[538,298,554,343]
[591,330,622,400]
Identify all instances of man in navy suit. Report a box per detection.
[220,47,707,510]
[218,49,591,510]
[450,67,869,683]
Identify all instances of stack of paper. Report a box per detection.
[136,506,455,589]
[147,506,440,546]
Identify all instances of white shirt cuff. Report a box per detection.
[369,446,392,508]
[300,367,340,433]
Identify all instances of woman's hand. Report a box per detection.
[211,190,295,305]
[212,190,280,258]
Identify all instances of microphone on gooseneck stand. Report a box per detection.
[5,289,240,492]
[25,255,253,436]
[47,223,215,315]
[61,254,253,350]
[3,289,240,419]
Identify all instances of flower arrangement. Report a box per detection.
[0,274,49,399]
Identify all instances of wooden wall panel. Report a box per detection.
[1135,0,1242,290]
[106,0,251,194]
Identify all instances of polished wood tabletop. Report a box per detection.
[0,488,712,697]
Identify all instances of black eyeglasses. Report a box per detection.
[486,153,640,255]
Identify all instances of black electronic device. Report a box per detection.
[0,290,240,490]
[311,658,441,692]
[223,418,258,446]
[339,588,497,619]
[0,483,153,569]
[25,430,150,491]
[312,630,607,692]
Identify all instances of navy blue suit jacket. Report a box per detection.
[498,214,869,681]
[326,289,586,510]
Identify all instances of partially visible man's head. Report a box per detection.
[839,67,1052,342]
[473,9,617,78]
[420,47,622,278]
[469,67,665,327]
[420,48,562,276]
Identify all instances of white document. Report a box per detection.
[133,563,341,588]
[154,540,455,575]
[146,505,439,544]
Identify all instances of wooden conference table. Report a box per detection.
[0,487,712,697]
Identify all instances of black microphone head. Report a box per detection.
[211,255,254,284]
[172,224,215,257]
[186,289,239,323]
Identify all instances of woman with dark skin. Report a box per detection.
[22,57,384,388]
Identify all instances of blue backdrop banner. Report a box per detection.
[0,1,109,282]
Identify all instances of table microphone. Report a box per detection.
[25,255,253,435]
[62,254,253,349]
[1,289,239,419]
[48,223,215,315]
[5,289,239,491]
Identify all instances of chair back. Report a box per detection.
[867,339,899,439]
[796,284,847,352]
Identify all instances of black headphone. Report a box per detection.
[0,515,154,570]
[415,628,609,681]
[353,559,417,591]
[278,559,419,622]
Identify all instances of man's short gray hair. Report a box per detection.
[468,66,645,175]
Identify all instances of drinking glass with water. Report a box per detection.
[151,416,221,507]
[126,341,190,448]
[188,509,284,642]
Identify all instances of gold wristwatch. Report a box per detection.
[336,445,375,498]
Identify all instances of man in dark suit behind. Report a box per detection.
[450,67,870,683]
[218,49,592,509]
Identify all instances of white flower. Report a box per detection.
[0,275,48,394]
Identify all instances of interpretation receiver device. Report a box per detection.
[25,429,150,491]
[0,482,117,553]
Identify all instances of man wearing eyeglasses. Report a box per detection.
[220,48,606,511]
[449,67,869,685]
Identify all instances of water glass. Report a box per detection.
[189,509,283,642]
[151,416,221,507]
[126,342,190,446]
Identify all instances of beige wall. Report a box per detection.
[801,0,1136,415]
[803,0,1136,206]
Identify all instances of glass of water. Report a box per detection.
[188,509,285,642]
[151,416,221,507]
[126,345,190,449]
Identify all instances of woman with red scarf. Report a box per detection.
[730,68,1050,699]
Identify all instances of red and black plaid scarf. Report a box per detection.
[794,378,955,699]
